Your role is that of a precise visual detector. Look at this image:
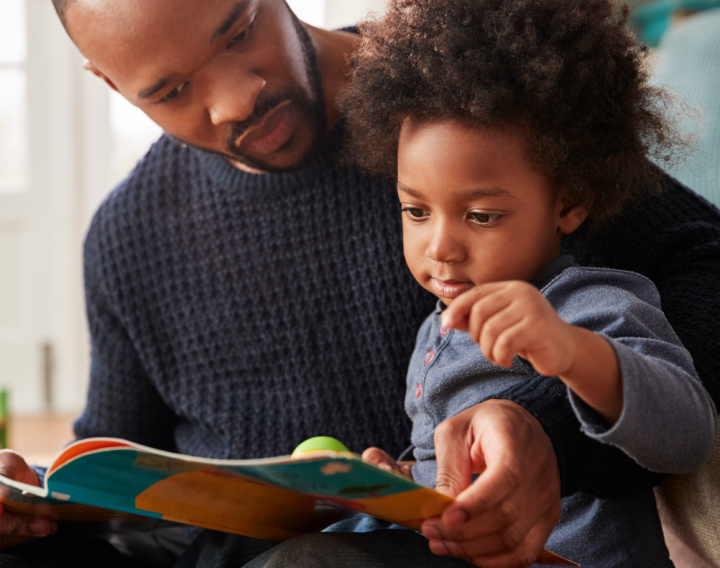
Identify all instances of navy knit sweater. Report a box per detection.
[75,126,720,499]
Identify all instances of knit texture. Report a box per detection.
[75,125,720,498]
[77,128,435,461]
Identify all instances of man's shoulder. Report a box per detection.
[87,135,201,245]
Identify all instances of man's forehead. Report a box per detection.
[69,0,255,95]
[69,0,247,42]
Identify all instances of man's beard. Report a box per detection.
[181,7,327,173]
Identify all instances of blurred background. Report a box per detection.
[0,0,387,463]
[0,0,718,464]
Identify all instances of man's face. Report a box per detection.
[69,0,326,172]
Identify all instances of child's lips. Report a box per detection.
[431,278,474,299]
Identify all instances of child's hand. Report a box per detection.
[442,280,622,424]
[362,447,414,479]
[441,281,575,376]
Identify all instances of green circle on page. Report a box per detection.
[292,436,350,456]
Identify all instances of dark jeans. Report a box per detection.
[0,516,475,568]
[0,520,189,568]
[175,529,473,568]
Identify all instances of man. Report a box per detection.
[0,0,718,567]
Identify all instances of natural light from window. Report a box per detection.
[0,0,28,192]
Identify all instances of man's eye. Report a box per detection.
[469,212,501,225]
[227,21,255,49]
[162,82,188,102]
[401,207,428,220]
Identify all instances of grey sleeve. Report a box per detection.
[546,267,718,474]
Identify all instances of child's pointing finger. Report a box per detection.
[441,282,507,331]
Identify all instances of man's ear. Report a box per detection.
[83,60,119,93]
[557,193,590,235]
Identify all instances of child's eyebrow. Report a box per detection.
[463,186,515,200]
[397,181,514,200]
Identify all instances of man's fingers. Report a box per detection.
[459,504,562,568]
[0,506,57,539]
[426,503,561,568]
[433,419,474,499]
[0,451,40,487]
[450,444,525,522]
[424,495,526,544]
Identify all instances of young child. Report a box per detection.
[340,0,718,566]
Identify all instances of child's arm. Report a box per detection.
[440,274,718,475]
[441,280,624,424]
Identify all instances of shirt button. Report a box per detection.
[415,384,422,398]
[425,350,434,363]
[440,326,449,335]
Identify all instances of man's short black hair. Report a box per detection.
[52,0,75,36]
[341,0,692,230]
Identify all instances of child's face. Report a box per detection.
[397,118,585,305]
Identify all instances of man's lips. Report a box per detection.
[430,278,474,299]
[235,101,294,155]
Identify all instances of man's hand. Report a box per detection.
[0,450,58,549]
[421,400,561,568]
[361,447,414,479]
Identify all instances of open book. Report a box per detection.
[0,438,577,566]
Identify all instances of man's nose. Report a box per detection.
[206,70,266,126]
[425,221,466,265]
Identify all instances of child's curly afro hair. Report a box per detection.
[340,0,689,229]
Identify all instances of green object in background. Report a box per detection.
[630,0,720,46]
[0,389,8,449]
[292,436,350,457]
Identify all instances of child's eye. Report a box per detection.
[161,82,188,103]
[469,212,501,225]
[227,20,255,49]
[401,207,429,220]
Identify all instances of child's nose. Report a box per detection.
[425,223,466,265]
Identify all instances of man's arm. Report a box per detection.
[74,207,179,447]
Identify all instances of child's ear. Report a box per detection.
[557,193,590,235]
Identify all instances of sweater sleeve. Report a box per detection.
[493,172,720,498]
[514,171,720,499]
[547,268,717,474]
[73,207,178,450]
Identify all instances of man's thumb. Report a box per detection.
[433,420,473,498]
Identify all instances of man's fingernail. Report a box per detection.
[29,519,49,534]
[445,508,468,526]
[422,523,441,540]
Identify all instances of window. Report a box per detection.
[110,91,163,186]
[287,0,327,27]
[0,0,28,192]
